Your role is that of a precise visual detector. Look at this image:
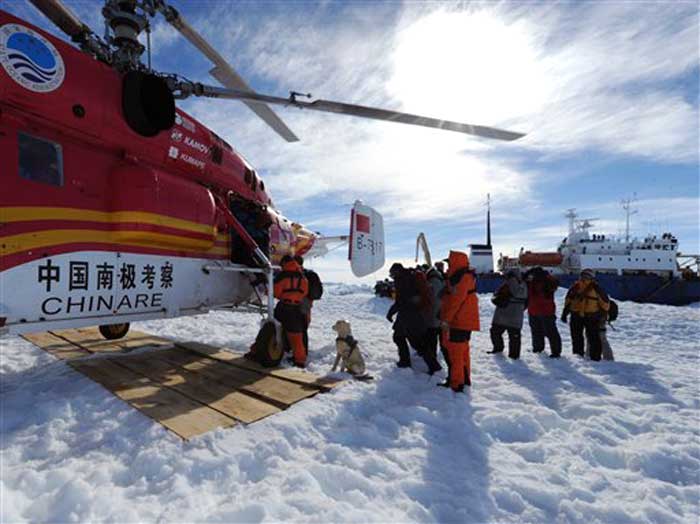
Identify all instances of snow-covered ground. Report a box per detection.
[1,285,699,523]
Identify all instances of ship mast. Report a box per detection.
[565,209,577,236]
[486,193,491,247]
[621,195,638,243]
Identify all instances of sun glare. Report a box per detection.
[389,9,547,127]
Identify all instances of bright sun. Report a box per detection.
[389,9,547,127]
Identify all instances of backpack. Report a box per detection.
[491,284,511,308]
[607,300,619,322]
[414,270,433,313]
[246,320,283,367]
[305,269,323,300]
[543,275,559,296]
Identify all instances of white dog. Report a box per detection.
[331,320,369,379]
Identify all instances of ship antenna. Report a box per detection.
[621,194,638,243]
[565,209,577,236]
[486,193,492,247]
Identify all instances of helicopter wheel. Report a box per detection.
[98,323,130,340]
[248,320,283,367]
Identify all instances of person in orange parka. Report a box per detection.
[439,250,480,391]
[273,255,309,368]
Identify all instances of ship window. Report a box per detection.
[244,168,252,185]
[598,257,602,261]
[18,132,63,187]
[628,258,631,262]
[609,257,612,261]
[260,180,265,192]
[657,258,661,262]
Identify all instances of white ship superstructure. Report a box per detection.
[557,209,679,277]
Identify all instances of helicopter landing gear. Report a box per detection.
[98,323,130,340]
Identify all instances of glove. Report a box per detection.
[440,321,449,330]
[386,312,394,323]
[560,312,568,324]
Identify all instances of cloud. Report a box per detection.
[387,3,699,163]
[176,1,697,226]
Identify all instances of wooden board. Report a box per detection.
[114,352,281,424]
[178,341,344,392]
[158,348,319,408]
[23,329,344,439]
[22,332,91,360]
[70,359,236,439]
[51,327,172,354]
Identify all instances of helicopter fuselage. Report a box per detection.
[0,10,315,335]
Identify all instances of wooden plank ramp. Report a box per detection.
[21,328,343,439]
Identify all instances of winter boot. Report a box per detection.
[427,363,442,375]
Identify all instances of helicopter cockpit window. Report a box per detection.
[18,132,63,187]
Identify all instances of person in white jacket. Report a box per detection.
[488,270,528,359]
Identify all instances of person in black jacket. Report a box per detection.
[386,263,434,370]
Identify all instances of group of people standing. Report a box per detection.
[386,251,616,392]
[386,251,480,392]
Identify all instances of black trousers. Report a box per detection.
[423,327,445,373]
[424,327,447,367]
[528,314,562,356]
[394,332,440,371]
[490,324,521,359]
[570,315,602,361]
[425,327,450,369]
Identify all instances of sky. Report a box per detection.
[5,0,699,282]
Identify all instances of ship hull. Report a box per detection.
[476,272,700,306]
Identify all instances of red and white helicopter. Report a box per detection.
[0,0,524,356]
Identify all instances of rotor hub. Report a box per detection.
[103,0,149,70]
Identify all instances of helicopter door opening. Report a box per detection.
[228,197,271,266]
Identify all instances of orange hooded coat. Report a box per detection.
[441,251,480,332]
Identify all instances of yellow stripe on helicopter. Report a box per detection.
[1,229,229,258]
[0,207,217,237]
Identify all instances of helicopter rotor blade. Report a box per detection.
[28,0,85,39]
[28,0,111,62]
[302,99,525,141]
[180,82,526,141]
[156,3,299,142]
[209,66,299,142]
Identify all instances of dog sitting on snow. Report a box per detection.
[331,320,368,378]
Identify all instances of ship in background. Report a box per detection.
[474,198,699,305]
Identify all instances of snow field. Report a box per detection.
[1,284,699,523]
